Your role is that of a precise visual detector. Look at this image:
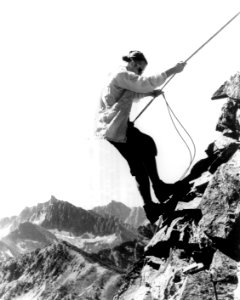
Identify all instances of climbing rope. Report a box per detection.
[162,92,197,180]
[133,11,240,180]
[133,11,240,123]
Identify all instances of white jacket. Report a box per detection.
[96,66,167,142]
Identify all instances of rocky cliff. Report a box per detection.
[113,72,240,300]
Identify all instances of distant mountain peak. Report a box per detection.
[2,198,139,241]
[49,195,61,204]
[92,201,146,228]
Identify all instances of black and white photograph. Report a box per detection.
[0,0,240,299]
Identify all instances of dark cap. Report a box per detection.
[122,50,148,64]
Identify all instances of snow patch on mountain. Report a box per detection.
[0,224,11,239]
[30,212,46,225]
[50,229,119,252]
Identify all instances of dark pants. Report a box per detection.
[109,123,164,204]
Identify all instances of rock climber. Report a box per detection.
[96,50,187,223]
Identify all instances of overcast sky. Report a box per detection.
[0,0,240,219]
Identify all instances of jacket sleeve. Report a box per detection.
[114,70,167,93]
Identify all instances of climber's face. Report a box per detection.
[129,60,147,75]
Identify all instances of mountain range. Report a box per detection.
[0,197,149,299]
[0,196,147,259]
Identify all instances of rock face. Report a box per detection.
[93,200,147,228]
[113,72,240,300]
[212,72,240,101]
[199,150,240,261]
[212,72,240,140]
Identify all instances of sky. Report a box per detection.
[0,0,240,219]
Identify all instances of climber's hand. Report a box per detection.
[152,89,164,97]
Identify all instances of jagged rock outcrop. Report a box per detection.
[199,150,240,261]
[212,72,240,101]
[93,200,147,228]
[113,72,240,299]
[212,71,240,139]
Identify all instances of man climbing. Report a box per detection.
[96,50,186,223]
